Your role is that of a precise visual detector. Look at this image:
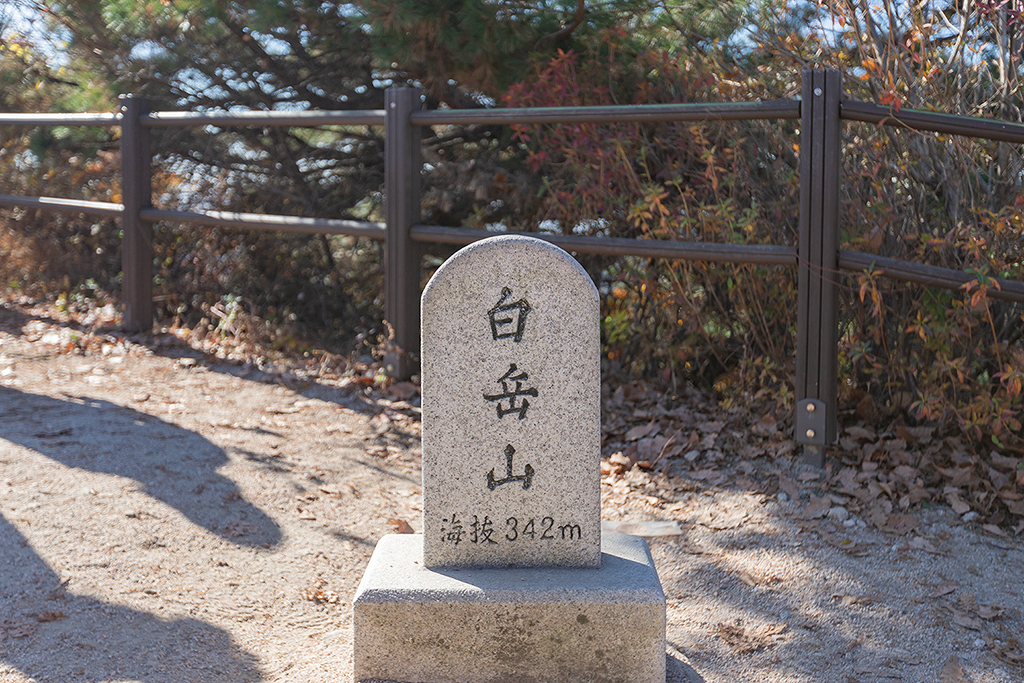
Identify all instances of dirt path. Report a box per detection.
[1,303,1022,683]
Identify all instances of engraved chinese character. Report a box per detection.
[469,515,498,545]
[487,444,535,491]
[483,363,538,419]
[488,287,530,342]
[440,514,465,545]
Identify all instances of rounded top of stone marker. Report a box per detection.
[422,234,597,301]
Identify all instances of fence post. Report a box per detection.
[384,88,423,379]
[795,69,842,467]
[119,95,154,333]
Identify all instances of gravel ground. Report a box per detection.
[1,303,1022,683]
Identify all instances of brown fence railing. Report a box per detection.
[2,68,1023,465]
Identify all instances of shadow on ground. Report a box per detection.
[0,303,417,437]
[618,491,1024,683]
[0,386,280,549]
[0,514,262,683]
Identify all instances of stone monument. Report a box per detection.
[353,234,666,683]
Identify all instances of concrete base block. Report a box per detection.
[353,533,666,683]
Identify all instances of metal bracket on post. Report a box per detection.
[384,88,423,379]
[119,95,154,333]
[796,398,827,467]
[795,68,842,467]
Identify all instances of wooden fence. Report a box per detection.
[2,68,1024,465]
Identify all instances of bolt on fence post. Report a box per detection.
[384,88,423,379]
[795,69,842,467]
[119,95,154,333]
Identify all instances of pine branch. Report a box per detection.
[536,0,587,46]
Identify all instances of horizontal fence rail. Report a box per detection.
[139,208,386,238]
[0,194,124,218]
[410,100,800,126]
[2,68,1023,466]
[142,109,386,128]
[842,100,1024,144]
[0,112,121,127]
[410,225,799,265]
[839,250,1024,304]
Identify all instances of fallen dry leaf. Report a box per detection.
[989,452,1020,472]
[751,414,777,437]
[222,520,259,538]
[33,611,65,623]
[772,441,795,458]
[714,620,787,654]
[777,473,800,499]
[952,611,983,631]
[303,588,340,604]
[625,420,658,442]
[907,536,939,554]
[938,655,972,683]
[697,420,724,433]
[891,465,918,482]
[867,503,889,529]
[265,405,300,414]
[700,506,748,530]
[945,489,971,516]
[834,467,858,491]
[930,580,958,598]
[737,570,759,588]
[981,524,1007,538]
[881,512,918,535]
[832,593,878,607]
[845,425,876,441]
[990,631,1024,666]
[897,425,935,443]
[977,604,1004,620]
[802,495,831,520]
[958,592,980,612]
[688,469,724,484]
[388,518,415,534]
[855,393,876,420]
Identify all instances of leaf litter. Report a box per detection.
[598,376,1024,680]
[600,378,1024,538]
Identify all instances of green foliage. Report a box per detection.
[358,0,647,95]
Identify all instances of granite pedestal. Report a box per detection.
[353,533,666,683]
